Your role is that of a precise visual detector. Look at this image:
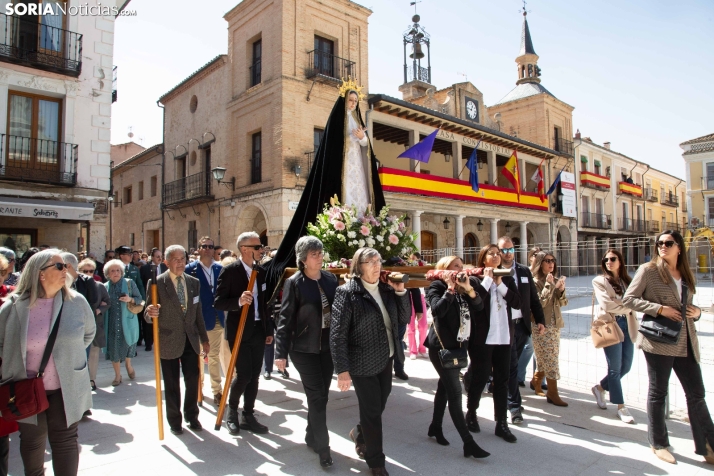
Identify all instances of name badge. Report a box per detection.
[193,296,200,304]
[262,283,267,291]
[521,277,529,284]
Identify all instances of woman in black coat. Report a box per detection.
[426,256,490,459]
[466,244,521,443]
[275,236,338,468]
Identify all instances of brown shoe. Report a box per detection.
[545,378,568,407]
[705,442,714,465]
[213,393,222,406]
[530,371,546,396]
[652,447,676,464]
[349,426,366,460]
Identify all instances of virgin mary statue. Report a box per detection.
[265,78,385,295]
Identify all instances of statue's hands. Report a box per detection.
[353,127,366,140]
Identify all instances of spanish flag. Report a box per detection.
[501,150,520,199]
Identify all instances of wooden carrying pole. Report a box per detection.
[214,262,259,431]
[151,281,164,440]
[198,352,204,407]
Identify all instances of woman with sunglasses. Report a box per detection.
[591,249,638,423]
[0,250,95,476]
[78,258,102,282]
[465,244,521,443]
[77,259,109,391]
[530,251,568,406]
[623,231,714,465]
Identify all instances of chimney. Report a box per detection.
[603,142,611,150]
[575,129,581,140]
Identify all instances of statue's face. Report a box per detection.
[347,93,358,111]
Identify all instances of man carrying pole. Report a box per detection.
[214,232,274,435]
[145,245,209,436]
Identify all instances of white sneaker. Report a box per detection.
[592,385,607,409]
[618,407,635,424]
[410,354,417,360]
[419,352,428,358]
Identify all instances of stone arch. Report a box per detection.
[556,225,572,271]
[233,203,269,248]
[464,232,479,265]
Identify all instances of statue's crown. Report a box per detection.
[338,76,366,101]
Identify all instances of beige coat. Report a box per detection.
[592,276,639,343]
[622,263,700,362]
[533,277,568,328]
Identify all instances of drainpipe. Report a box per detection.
[157,100,166,253]
[640,163,650,233]
[673,178,684,230]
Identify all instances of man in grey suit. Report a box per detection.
[145,244,210,435]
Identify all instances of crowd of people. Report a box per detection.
[0,228,713,475]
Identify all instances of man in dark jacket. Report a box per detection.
[139,248,168,351]
[497,236,546,425]
[214,232,274,435]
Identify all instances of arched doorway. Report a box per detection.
[236,204,268,248]
[464,233,479,265]
[421,231,436,251]
[556,226,571,272]
[259,230,268,247]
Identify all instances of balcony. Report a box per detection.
[553,137,574,156]
[661,193,679,207]
[306,50,355,82]
[618,181,642,197]
[249,59,261,87]
[580,212,610,229]
[643,187,658,202]
[162,171,213,208]
[112,66,117,103]
[0,134,77,185]
[580,171,610,190]
[663,222,680,232]
[305,150,315,174]
[618,218,645,233]
[647,220,660,233]
[0,13,82,77]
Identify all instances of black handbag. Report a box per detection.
[638,280,686,345]
[432,317,468,370]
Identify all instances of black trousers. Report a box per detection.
[428,349,473,444]
[228,322,265,414]
[143,319,154,347]
[393,324,407,373]
[160,336,200,429]
[17,390,79,476]
[467,343,511,420]
[507,320,530,410]
[290,347,334,452]
[352,359,393,469]
[644,348,714,455]
[0,435,7,476]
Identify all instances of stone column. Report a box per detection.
[452,141,461,179]
[455,215,464,257]
[490,218,499,244]
[487,150,497,186]
[413,210,423,250]
[520,221,529,265]
[409,130,420,173]
[588,235,598,275]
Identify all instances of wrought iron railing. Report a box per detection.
[580,212,610,229]
[643,187,658,202]
[646,220,660,233]
[163,171,210,206]
[305,151,315,174]
[0,134,77,185]
[553,137,574,156]
[664,222,680,232]
[618,218,645,232]
[0,12,82,76]
[661,194,679,207]
[306,50,355,81]
[112,65,117,103]
[407,64,430,83]
[249,59,261,87]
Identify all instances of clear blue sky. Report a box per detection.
[111,0,713,178]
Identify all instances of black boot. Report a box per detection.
[463,439,490,458]
[465,409,480,433]
[427,423,450,446]
[495,417,517,443]
[318,448,333,468]
[240,413,269,434]
[226,407,240,435]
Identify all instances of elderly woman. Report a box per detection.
[331,247,411,476]
[79,258,109,391]
[275,236,338,468]
[530,251,568,406]
[426,256,489,459]
[103,259,142,386]
[0,248,19,287]
[0,254,14,305]
[0,250,95,476]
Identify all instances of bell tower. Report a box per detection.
[398,13,433,101]
[515,9,541,85]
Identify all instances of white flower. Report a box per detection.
[351,240,358,246]
[376,235,384,242]
[386,246,391,251]
[358,239,366,247]
[366,237,375,247]
[337,235,346,242]
[347,231,357,239]
[324,252,330,260]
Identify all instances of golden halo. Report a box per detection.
[338,76,366,101]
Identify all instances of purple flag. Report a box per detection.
[398,129,438,163]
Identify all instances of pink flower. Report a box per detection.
[333,220,345,231]
[398,222,405,231]
[360,225,370,236]
[388,234,399,245]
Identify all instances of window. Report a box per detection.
[176,156,186,179]
[7,92,62,170]
[250,39,262,87]
[188,221,197,251]
[313,128,324,152]
[150,175,157,197]
[251,131,261,184]
[594,162,601,175]
[123,186,132,204]
[113,191,119,208]
[707,163,714,189]
[313,35,335,77]
[138,181,144,200]
[12,2,67,53]
[581,196,589,214]
[129,233,134,246]
[553,126,561,151]
[709,197,714,226]
[660,184,665,199]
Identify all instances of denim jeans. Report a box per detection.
[517,335,534,382]
[599,316,634,405]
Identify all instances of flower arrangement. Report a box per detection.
[306,196,418,265]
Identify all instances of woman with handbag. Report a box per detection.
[622,231,714,465]
[466,245,521,443]
[103,259,143,386]
[425,256,489,459]
[590,249,638,423]
[0,250,95,476]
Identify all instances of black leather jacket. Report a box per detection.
[425,277,484,350]
[275,270,338,358]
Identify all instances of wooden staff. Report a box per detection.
[214,261,259,431]
[150,280,164,440]
[198,351,204,407]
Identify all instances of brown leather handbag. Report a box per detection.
[590,293,622,349]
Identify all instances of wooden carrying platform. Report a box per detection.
[282,266,434,288]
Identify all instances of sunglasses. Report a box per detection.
[41,262,68,271]
[241,245,263,250]
[200,244,215,250]
[499,247,515,254]
[602,257,618,263]
[656,240,676,249]
[80,269,95,274]
[543,258,556,264]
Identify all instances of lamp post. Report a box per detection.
[443,216,450,229]
[211,167,235,191]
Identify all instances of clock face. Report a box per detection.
[465,97,479,122]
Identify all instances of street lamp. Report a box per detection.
[404,215,411,228]
[505,221,512,233]
[443,216,450,229]
[211,166,235,191]
[476,219,483,231]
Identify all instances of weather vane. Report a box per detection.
[521,0,531,15]
[410,1,421,15]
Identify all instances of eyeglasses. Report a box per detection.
[656,240,676,249]
[543,258,556,264]
[602,257,618,263]
[241,245,263,250]
[361,259,382,268]
[308,251,325,259]
[41,262,68,271]
[499,247,515,254]
[0,269,8,276]
[80,268,95,274]
[200,244,215,250]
